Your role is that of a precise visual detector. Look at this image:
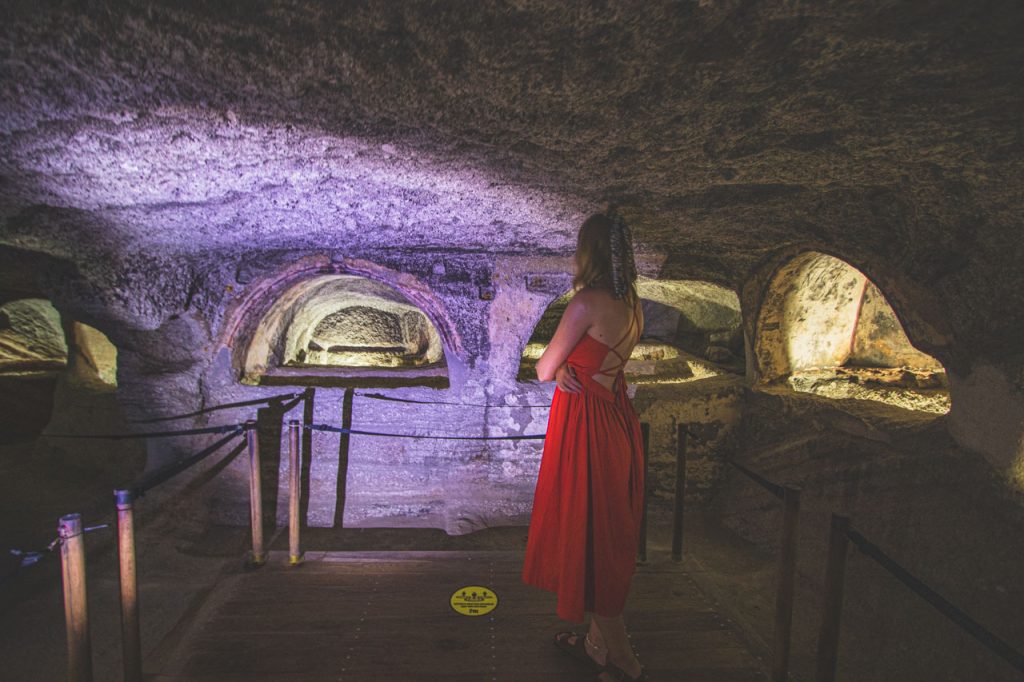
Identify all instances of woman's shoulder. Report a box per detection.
[573,286,636,315]
[574,285,614,301]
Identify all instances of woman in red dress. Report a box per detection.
[521,212,648,681]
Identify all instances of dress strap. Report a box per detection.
[592,302,641,377]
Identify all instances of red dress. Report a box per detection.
[521,303,645,623]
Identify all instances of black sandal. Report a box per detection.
[553,631,604,673]
[596,659,649,681]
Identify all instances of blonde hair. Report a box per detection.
[572,213,639,308]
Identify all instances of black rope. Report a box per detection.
[45,423,250,441]
[306,423,547,441]
[2,524,109,586]
[354,391,551,408]
[130,392,305,424]
[275,394,306,414]
[131,428,247,498]
[846,528,1024,673]
[727,460,787,501]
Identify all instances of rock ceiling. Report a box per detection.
[0,1,1021,354]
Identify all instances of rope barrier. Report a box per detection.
[727,459,787,501]
[131,428,247,498]
[276,394,305,414]
[130,392,305,424]
[355,391,551,408]
[44,423,251,441]
[306,423,547,441]
[2,524,110,585]
[845,528,1024,673]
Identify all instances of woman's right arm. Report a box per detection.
[536,292,591,382]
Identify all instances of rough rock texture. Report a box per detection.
[0,0,1018,515]
[1,2,1021,472]
[0,299,67,371]
[0,4,1022,678]
[850,282,941,369]
[754,251,950,413]
[528,279,742,361]
[712,389,1024,682]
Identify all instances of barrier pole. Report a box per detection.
[114,490,142,682]
[246,421,265,566]
[288,419,302,565]
[638,422,650,563]
[815,513,851,682]
[772,486,801,682]
[59,513,93,682]
[672,424,687,562]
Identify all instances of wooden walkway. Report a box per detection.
[148,549,769,681]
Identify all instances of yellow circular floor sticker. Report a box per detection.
[450,585,498,616]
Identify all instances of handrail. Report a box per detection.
[816,513,1024,679]
[727,459,788,501]
[129,391,306,423]
[305,422,547,440]
[353,390,552,408]
[130,429,247,498]
[44,423,246,440]
[716,449,800,682]
[44,388,313,682]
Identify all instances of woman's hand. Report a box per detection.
[555,363,582,393]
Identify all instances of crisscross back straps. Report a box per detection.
[593,302,642,377]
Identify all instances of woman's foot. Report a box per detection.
[596,654,646,681]
[554,631,607,671]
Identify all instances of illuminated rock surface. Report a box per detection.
[0,5,1022,681]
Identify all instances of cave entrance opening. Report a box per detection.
[241,274,449,389]
[755,252,949,415]
[0,298,118,442]
[518,279,745,386]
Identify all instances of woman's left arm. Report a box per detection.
[536,293,591,381]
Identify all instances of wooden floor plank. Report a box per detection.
[151,550,769,681]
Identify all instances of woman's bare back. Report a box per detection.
[579,288,644,392]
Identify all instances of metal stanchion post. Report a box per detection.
[59,513,93,682]
[772,486,801,682]
[114,490,142,682]
[816,513,851,682]
[672,424,687,562]
[638,422,650,563]
[288,419,302,565]
[246,421,265,566]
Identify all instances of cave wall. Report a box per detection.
[710,388,1024,682]
[7,244,743,534]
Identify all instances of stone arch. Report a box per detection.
[0,298,118,440]
[518,279,743,383]
[752,251,949,413]
[228,261,454,388]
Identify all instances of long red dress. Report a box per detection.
[521,303,645,623]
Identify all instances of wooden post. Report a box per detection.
[59,513,93,682]
[638,422,650,563]
[246,421,265,566]
[288,419,302,565]
[815,513,851,682]
[299,388,315,530]
[672,424,687,562]
[333,387,354,528]
[772,486,801,682]
[114,490,142,682]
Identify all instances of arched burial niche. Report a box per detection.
[0,299,117,440]
[755,252,949,414]
[241,274,448,388]
[519,279,743,384]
